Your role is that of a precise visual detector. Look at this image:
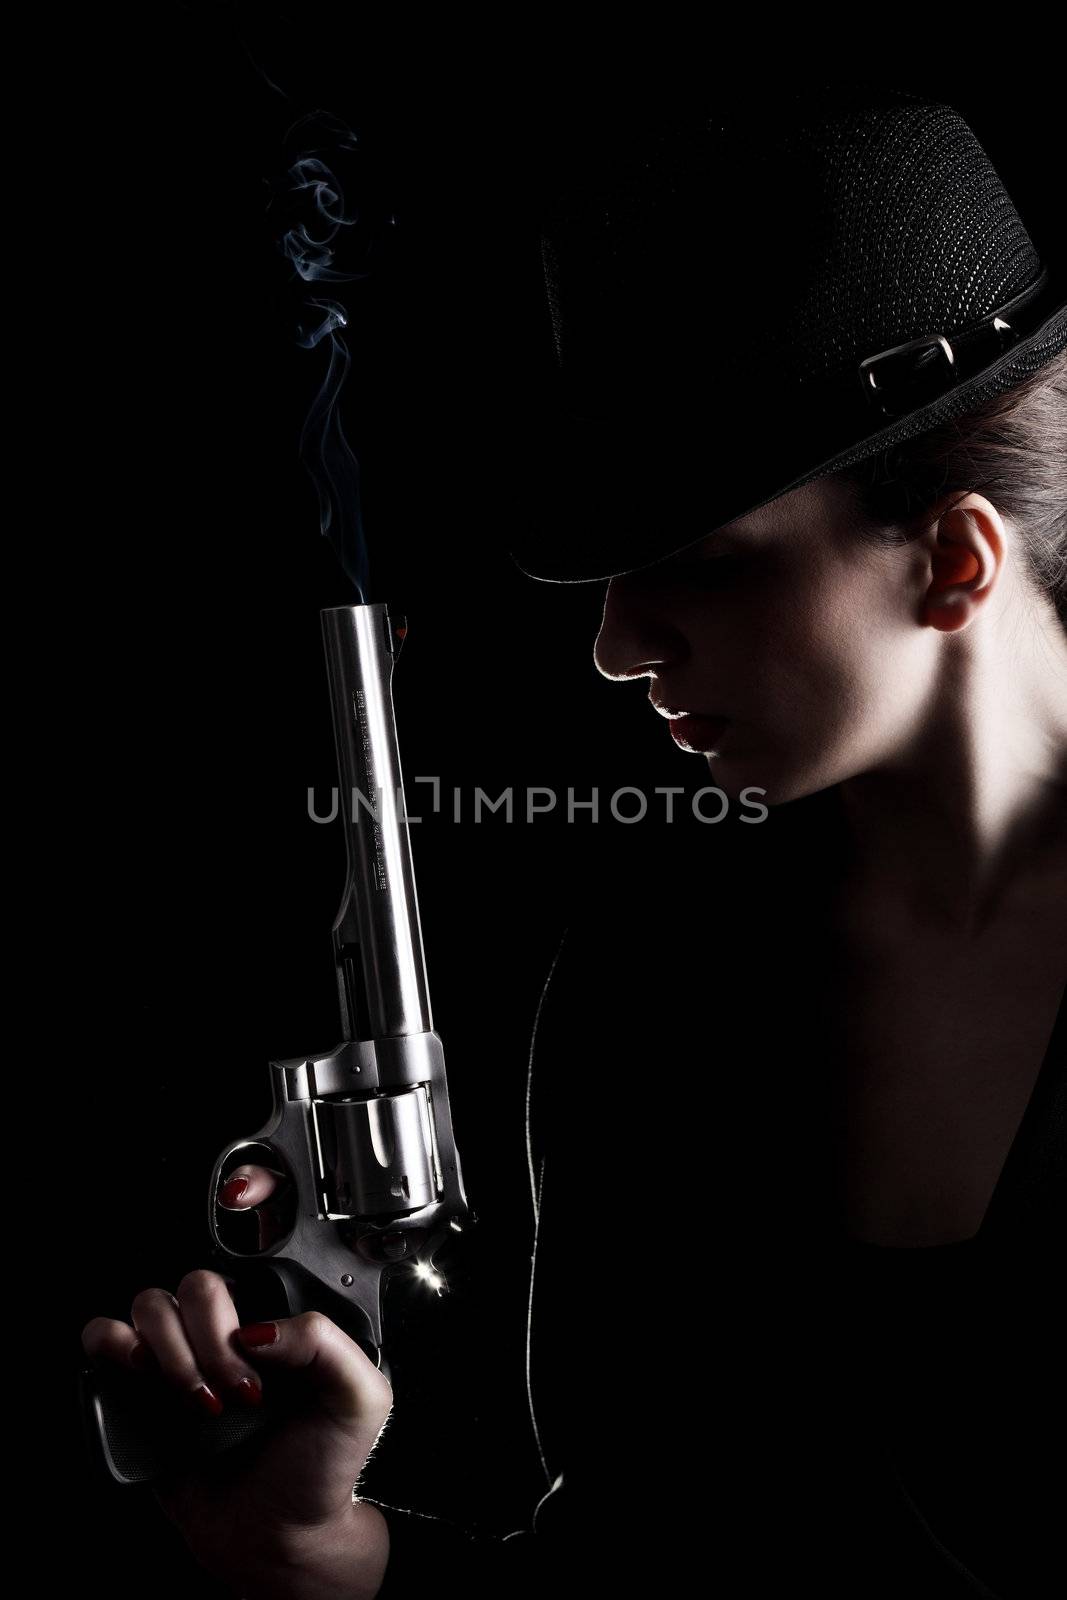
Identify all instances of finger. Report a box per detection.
[171,1269,265,1409]
[236,1311,393,1430]
[217,1163,286,1210]
[128,1284,227,1416]
[81,1315,157,1375]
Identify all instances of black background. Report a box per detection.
[48,10,1064,1592]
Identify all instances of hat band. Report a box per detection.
[857,268,1052,418]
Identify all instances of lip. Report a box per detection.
[649,696,728,721]
[668,714,731,753]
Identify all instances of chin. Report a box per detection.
[704,749,830,810]
[702,753,775,807]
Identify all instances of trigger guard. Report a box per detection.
[215,1254,380,1359]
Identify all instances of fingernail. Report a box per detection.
[219,1177,250,1208]
[228,1376,263,1407]
[192,1382,224,1417]
[237,1322,279,1348]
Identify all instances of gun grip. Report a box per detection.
[78,1260,382,1487]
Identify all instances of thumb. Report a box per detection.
[235,1311,392,1431]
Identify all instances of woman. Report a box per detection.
[81,88,1066,1596]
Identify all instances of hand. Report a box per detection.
[81,1266,393,1598]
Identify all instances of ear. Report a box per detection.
[920,494,1003,633]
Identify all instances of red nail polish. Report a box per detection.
[192,1383,224,1417]
[237,1322,279,1348]
[219,1176,250,1207]
[229,1376,263,1407]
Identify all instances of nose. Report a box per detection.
[593,574,686,683]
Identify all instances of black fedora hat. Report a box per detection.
[505,87,1067,584]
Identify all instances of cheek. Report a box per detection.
[682,551,917,732]
[748,569,906,734]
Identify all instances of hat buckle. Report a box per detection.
[858,306,1023,419]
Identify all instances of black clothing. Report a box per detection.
[368,792,1065,1596]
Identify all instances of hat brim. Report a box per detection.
[505,296,1067,584]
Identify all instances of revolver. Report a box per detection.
[80,602,470,1485]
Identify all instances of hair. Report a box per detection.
[830,344,1067,633]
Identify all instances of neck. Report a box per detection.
[836,605,1067,939]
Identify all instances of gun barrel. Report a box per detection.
[321,604,432,1040]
